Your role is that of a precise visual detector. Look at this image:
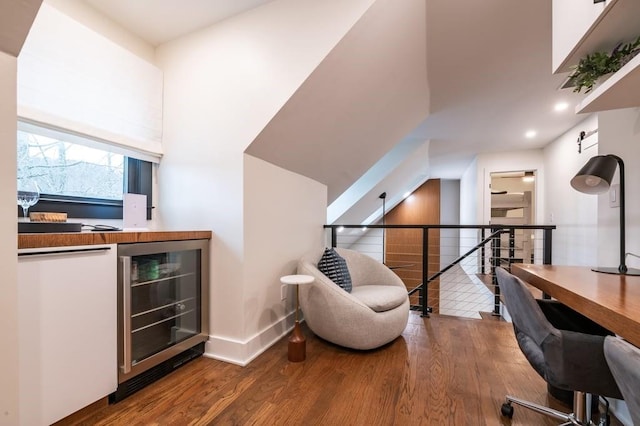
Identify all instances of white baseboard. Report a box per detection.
[204,311,296,366]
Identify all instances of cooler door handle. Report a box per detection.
[120,256,132,374]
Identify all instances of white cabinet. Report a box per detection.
[18,244,117,426]
[552,0,640,112]
[552,0,609,73]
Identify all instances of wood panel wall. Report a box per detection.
[384,179,441,313]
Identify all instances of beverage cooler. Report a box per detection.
[112,239,209,402]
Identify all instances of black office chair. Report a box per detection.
[604,336,640,425]
[495,267,622,424]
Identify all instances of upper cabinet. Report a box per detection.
[552,0,640,113]
[552,0,609,73]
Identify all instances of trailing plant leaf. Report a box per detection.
[569,35,640,94]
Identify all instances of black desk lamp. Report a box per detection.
[570,154,640,276]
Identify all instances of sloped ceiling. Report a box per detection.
[244,0,429,204]
[327,137,429,224]
[420,0,586,177]
[245,0,588,223]
[333,139,430,225]
[0,0,42,56]
[54,0,593,226]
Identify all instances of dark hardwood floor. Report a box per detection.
[69,313,619,425]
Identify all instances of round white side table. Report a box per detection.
[280,274,314,362]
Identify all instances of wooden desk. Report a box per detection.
[512,264,640,348]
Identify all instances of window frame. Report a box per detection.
[19,157,153,220]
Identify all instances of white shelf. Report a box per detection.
[555,0,640,73]
[575,51,640,113]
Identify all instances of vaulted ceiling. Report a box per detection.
[79,0,589,224]
[244,0,429,204]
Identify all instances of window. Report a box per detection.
[17,122,153,219]
[18,129,125,200]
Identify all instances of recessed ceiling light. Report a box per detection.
[554,102,569,111]
[525,130,537,139]
[337,226,344,233]
[403,191,411,199]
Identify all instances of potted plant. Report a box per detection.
[568,35,640,94]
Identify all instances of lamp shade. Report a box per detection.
[570,155,618,194]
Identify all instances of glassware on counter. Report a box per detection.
[17,180,40,219]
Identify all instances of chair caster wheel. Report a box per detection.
[501,402,514,418]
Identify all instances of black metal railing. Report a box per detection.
[324,224,556,318]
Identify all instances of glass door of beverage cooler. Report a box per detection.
[118,239,209,383]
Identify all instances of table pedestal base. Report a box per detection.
[288,321,306,362]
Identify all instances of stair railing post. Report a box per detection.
[492,227,502,315]
[543,228,552,265]
[481,227,486,274]
[422,226,430,317]
[508,227,515,269]
[542,227,553,299]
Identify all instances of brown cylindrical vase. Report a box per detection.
[288,321,306,362]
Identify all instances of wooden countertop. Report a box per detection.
[18,230,212,249]
[512,264,640,348]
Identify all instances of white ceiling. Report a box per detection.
[421,0,588,177]
[245,0,430,204]
[79,0,594,223]
[83,0,275,46]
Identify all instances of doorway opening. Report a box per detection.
[490,170,536,264]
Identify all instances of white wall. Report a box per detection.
[597,108,640,271]
[459,157,478,257]
[541,110,636,426]
[243,155,326,359]
[475,149,545,225]
[0,50,19,426]
[155,0,373,365]
[593,107,639,426]
[440,179,460,267]
[543,114,599,266]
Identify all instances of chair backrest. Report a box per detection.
[604,336,640,425]
[335,248,404,288]
[497,268,623,398]
[495,267,557,347]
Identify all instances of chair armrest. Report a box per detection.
[297,260,370,310]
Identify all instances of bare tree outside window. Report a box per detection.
[17,130,124,200]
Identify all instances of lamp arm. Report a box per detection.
[610,155,627,273]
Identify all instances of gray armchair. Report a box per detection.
[297,248,409,350]
[495,267,622,423]
[604,336,640,425]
